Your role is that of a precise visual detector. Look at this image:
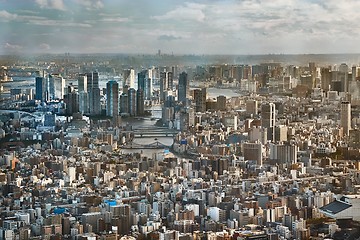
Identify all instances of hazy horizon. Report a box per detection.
[2,0,360,55]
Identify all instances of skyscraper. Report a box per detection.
[136,89,144,116]
[78,74,88,93]
[193,88,207,112]
[87,72,101,116]
[106,80,119,118]
[321,67,331,92]
[341,101,351,136]
[49,74,65,100]
[160,71,173,101]
[128,88,137,116]
[261,103,276,142]
[138,70,146,92]
[178,72,189,105]
[35,77,45,101]
[64,85,79,115]
[339,63,349,93]
[123,69,135,89]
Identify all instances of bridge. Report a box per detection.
[132,126,179,138]
[120,140,172,149]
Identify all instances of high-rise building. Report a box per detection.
[178,72,189,104]
[160,71,173,101]
[246,99,258,116]
[120,93,129,115]
[87,72,101,116]
[123,69,135,89]
[243,142,263,166]
[128,88,137,116]
[261,103,276,142]
[193,88,207,112]
[217,95,227,111]
[341,101,351,136]
[35,77,46,101]
[106,80,119,118]
[78,74,88,93]
[136,89,144,116]
[138,71,146,91]
[339,63,349,93]
[64,85,79,115]
[321,67,331,92]
[49,74,65,100]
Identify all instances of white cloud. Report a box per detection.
[27,19,92,27]
[39,43,50,50]
[74,0,104,10]
[35,0,66,11]
[3,43,23,51]
[152,2,206,22]
[101,17,129,23]
[0,10,18,21]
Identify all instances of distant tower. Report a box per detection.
[261,103,276,142]
[193,88,207,112]
[339,63,349,92]
[178,72,189,105]
[160,72,169,101]
[136,89,144,116]
[123,69,135,89]
[128,88,137,116]
[341,101,351,136]
[106,80,119,119]
[35,77,45,101]
[64,85,79,115]
[321,67,331,92]
[78,74,88,93]
[87,72,101,115]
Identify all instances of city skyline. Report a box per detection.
[2,0,360,55]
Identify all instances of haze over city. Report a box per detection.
[2,0,360,55]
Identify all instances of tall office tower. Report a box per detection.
[339,63,349,92]
[78,74,88,93]
[87,72,101,115]
[178,72,189,105]
[64,86,79,115]
[35,77,46,101]
[193,88,207,112]
[136,89,144,116]
[79,92,89,114]
[160,71,174,101]
[162,94,175,125]
[123,69,135,89]
[128,88,137,116]
[217,95,227,111]
[243,142,263,166]
[321,67,331,92]
[119,93,129,115]
[167,72,173,90]
[145,76,152,100]
[352,66,358,82]
[138,69,152,101]
[106,80,119,118]
[49,74,65,100]
[341,101,351,136]
[261,103,276,142]
[138,70,146,91]
[246,99,258,116]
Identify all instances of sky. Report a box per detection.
[1,0,360,55]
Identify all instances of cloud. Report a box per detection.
[26,19,92,27]
[35,0,66,11]
[101,17,129,23]
[39,43,50,50]
[74,0,104,10]
[152,2,206,22]
[0,10,18,22]
[158,35,182,41]
[3,43,23,51]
